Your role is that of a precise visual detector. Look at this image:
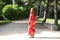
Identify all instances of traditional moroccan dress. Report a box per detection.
[27,8,36,38]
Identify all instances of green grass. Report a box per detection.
[37,18,60,30]
[38,18,60,24]
[46,18,60,24]
[0,20,11,25]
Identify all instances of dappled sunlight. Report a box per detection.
[0,21,60,40]
[0,23,60,40]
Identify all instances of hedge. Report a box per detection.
[2,4,29,20]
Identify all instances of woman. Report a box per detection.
[27,8,36,38]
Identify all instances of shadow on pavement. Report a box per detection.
[0,23,28,35]
[0,22,12,26]
[0,23,47,35]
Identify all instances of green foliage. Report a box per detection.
[0,1,5,20]
[2,0,12,4]
[2,4,29,20]
[0,20,11,25]
[18,6,29,18]
[1,0,60,20]
[0,2,3,16]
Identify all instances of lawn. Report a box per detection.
[37,18,60,30]
[0,20,11,25]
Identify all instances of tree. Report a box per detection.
[42,0,50,24]
[2,0,12,4]
[54,0,58,25]
[37,0,42,17]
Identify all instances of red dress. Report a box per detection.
[27,8,36,37]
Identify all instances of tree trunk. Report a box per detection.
[36,0,42,19]
[42,0,49,24]
[54,0,58,25]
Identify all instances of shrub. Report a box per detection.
[18,6,29,18]
[2,4,17,20]
[0,1,5,20]
[2,4,29,20]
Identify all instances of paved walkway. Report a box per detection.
[0,19,60,40]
